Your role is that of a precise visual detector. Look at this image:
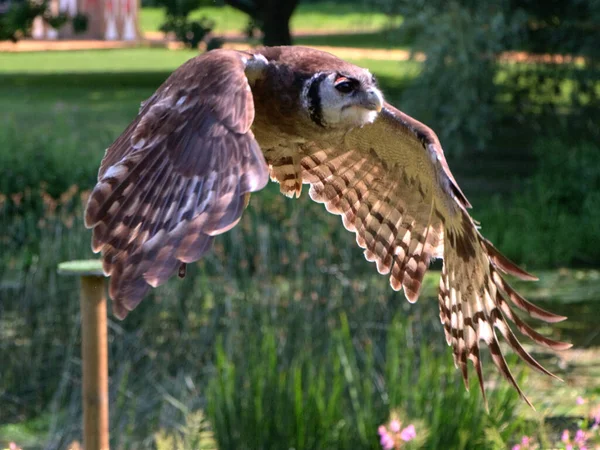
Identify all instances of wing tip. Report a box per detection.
[483,238,538,281]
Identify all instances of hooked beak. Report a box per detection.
[359,88,383,112]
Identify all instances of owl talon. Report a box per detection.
[178,263,187,278]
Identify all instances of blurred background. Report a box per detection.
[1,0,599,448]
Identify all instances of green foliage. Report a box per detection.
[155,409,217,450]
[386,0,599,154]
[160,15,214,48]
[71,13,88,34]
[391,0,526,154]
[0,184,532,449]
[513,0,600,57]
[474,138,600,268]
[156,0,214,48]
[206,312,527,449]
[0,0,47,42]
[497,62,600,144]
[0,0,89,42]
[44,12,68,30]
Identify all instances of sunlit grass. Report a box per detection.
[0,48,198,74]
[0,48,419,78]
[139,2,397,35]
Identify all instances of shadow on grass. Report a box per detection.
[293,27,413,50]
[0,71,173,90]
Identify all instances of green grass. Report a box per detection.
[0,48,419,78]
[0,48,198,74]
[139,2,397,35]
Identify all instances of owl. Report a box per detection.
[85,46,570,406]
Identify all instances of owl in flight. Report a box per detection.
[85,46,570,405]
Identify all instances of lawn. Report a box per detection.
[1,47,599,449]
[0,48,418,77]
[0,48,199,74]
[139,2,399,35]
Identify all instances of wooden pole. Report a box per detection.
[80,275,109,450]
[58,260,109,450]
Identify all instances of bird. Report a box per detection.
[84,46,571,406]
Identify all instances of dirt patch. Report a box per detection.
[0,39,141,52]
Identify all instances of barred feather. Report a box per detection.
[289,146,442,301]
[85,50,269,318]
[266,98,570,407]
[439,209,571,407]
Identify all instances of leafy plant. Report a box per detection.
[71,13,88,34]
[160,15,214,49]
[155,409,217,450]
[156,0,214,48]
[386,0,599,154]
[0,0,47,42]
[206,313,527,449]
[474,138,600,267]
[391,0,527,154]
[0,0,89,42]
[43,12,68,30]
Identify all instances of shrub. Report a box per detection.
[385,0,599,154]
[0,0,47,42]
[0,1,89,42]
[156,0,214,48]
[474,138,600,267]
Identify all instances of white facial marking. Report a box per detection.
[317,73,383,128]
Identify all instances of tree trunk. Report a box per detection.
[224,0,299,46]
[261,0,297,45]
[261,15,292,45]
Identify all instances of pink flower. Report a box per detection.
[521,436,530,446]
[562,430,570,443]
[577,396,585,405]
[400,424,416,442]
[566,445,573,450]
[512,445,521,450]
[389,419,401,433]
[378,426,394,450]
[575,429,587,445]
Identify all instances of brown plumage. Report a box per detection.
[85,46,570,406]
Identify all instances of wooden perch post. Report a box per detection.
[58,260,109,450]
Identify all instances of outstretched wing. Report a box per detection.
[268,103,571,405]
[84,49,269,319]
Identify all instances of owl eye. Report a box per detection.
[334,77,355,94]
